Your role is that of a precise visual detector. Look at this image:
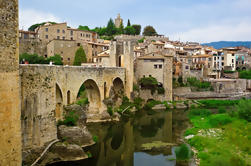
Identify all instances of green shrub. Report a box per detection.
[184,127,199,136]
[187,77,212,91]
[175,144,193,161]
[224,70,235,73]
[208,114,232,127]
[143,100,161,112]
[93,135,98,143]
[199,100,240,108]
[189,108,212,117]
[218,106,226,113]
[107,106,113,116]
[157,87,165,94]
[139,76,158,94]
[57,111,79,126]
[236,99,251,122]
[133,84,139,92]
[162,101,170,111]
[138,37,145,43]
[239,70,251,79]
[76,97,89,107]
[133,97,144,111]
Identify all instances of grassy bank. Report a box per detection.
[185,99,251,166]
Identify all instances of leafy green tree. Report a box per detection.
[78,25,90,31]
[124,26,136,35]
[19,53,46,64]
[106,18,117,36]
[127,19,131,27]
[119,22,124,34]
[47,54,63,65]
[143,26,158,36]
[73,46,87,66]
[132,24,141,35]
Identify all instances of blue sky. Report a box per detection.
[19,0,251,43]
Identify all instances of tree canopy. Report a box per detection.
[73,46,87,66]
[124,26,136,35]
[127,19,131,27]
[78,25,90,31]
[106,18,117,36]
[132,24,141,35]
[19,53,63,65]
[143,26,158,36]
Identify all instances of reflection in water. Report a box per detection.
[49,110,184,166]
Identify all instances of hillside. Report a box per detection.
[202,41,251,49]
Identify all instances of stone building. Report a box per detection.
[0,0,22,165]
[36,22,97,43]
[87,42,109,63]
[115,14,123,28]
[47,39,80,65]
[135,52,173,101]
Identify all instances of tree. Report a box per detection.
[106,18,117,36]
[19,53,46,64]
[47,54,63,65]
[124,26,136,35]
[78,25,90,31]
[143,26,158,36]
[127,19,131,27]
[132,24,141,35]
[119,22,124,34]
[73,46,87,66]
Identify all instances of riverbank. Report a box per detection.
[184,99,251,166]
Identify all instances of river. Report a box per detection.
[48,109,190,166]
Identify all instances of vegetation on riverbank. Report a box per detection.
[185,99,251,166]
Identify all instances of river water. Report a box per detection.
[49,110,189,166]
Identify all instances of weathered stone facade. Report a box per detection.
[0,0,22,165]
[19,38,47,57]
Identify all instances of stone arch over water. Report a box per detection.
[77,79,101,112]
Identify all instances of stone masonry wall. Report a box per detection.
[19,39,47,57]
[0,0,22,165]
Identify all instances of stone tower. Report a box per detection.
[115,13,123,28]
[0,0,22,165]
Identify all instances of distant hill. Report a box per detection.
[202,41,251,49]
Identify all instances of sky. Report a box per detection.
[19,0,251,43]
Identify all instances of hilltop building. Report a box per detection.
[115,14,123,28]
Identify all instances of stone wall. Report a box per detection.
[0,0,22,165]
[19,39,47,57]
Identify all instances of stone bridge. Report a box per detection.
[20,64,127,149]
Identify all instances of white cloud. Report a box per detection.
[19,9,62,30]
[169,20,251,43]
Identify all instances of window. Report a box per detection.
[44,54,48,58]
[77,43,81,46]
[185,66,189,69]
[71,31,73,36]
[45,35,48,39]
[222,62,224,66]
[68,58,70,61]
[71,37,73,40]
[159,65,162,69]
[149,75,152,77]
[62,36,65,40]
[222,57,224,60]
[154,65,158,69]
[57,36,60,39]
[61,51,63,54]
[45,28,48,32]
[214,57,216,60]
[62,30,65,33]
[232,59,234,63]
[57,29,60,33]
[232,54,235,56]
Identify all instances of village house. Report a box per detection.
[35,22,97,43]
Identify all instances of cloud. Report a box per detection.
[170,19,251,43]
[19,9,62,30]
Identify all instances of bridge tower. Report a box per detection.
[0,0,22,165]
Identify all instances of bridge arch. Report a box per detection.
[110,77,124,96]
[77,79,101,112]
[55,83,63,121]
